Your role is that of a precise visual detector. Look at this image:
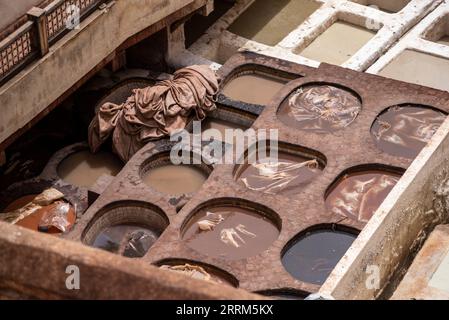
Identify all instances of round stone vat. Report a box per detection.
[234,140,326,196]
[325,165,403,223]
[221,65,297,106]
[277,83,362,133]
[0,181,80,235]
[181,198,281,261]
[156,259,239,287]
[281,225,359,285]
[57,147,123,189]
[197,104,258,143]
[140,151,213,196]
[371,104,447,159]
[83,201,169,258]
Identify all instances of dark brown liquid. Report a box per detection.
[326,171,400,223]
[278,84,361,133]
[4,194,38,211]
[282,230,357,285]
[4,195,76,234]
[371,105,447,159]
[92,224,159,258]
[237,152,322,196]
[183,206,279,260]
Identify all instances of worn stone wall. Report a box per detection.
[0,0,206,147]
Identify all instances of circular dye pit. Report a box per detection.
[235,151,323,196]
[277,84,362,133]
[202,118,249,143]
[84,201,168,258]
[92,225,159,258]
[142,164,209,195]
[282,229,357,285]
[222,72,288,105]
[3,194,76,234]
[58,150,123,189]
[182,205,280,260]
[371,105,447,159]
[325,170,401,223]
[159,261,238,287]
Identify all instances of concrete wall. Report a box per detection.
[0,221,261,299]
[0,0,205,147]
[319,113,449,300]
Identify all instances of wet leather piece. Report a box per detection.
[160,264,230,285]
[325,171,400,223]
[371,105,447,159]
[92,225,159,258]
[237,153,322,196]
[1,188,76,234]
[183,207,279,260]
[278,84,362,133]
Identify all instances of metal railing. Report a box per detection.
[0,0,105,86]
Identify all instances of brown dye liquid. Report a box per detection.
[4,194,38,211]
[299,22,375,65]
[325,171,400,223]
[4,195,76,234]
[378,50,449,92]
[228,0,321,46]
[222,74,288,106]
[58,150,122,189]
[202,118,248,142]
[277,84,362,133]
[282,230,357,285]
[142,165,208,195]
[438,36,449,46]
[92,225,159,258]
[237,152,322,196]
[183,206,279,260]
[371,105,447,159]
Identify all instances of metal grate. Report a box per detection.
[0,24,36,82]
[46,0,101,42]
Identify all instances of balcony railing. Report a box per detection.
[0,0,105,86]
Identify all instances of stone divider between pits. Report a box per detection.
[368,0,449,92]
[189,0,441,70]
[319,114,449,299]
[134,53,449,295]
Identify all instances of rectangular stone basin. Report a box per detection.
[378,50,449,92]
[298,21,376,65]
